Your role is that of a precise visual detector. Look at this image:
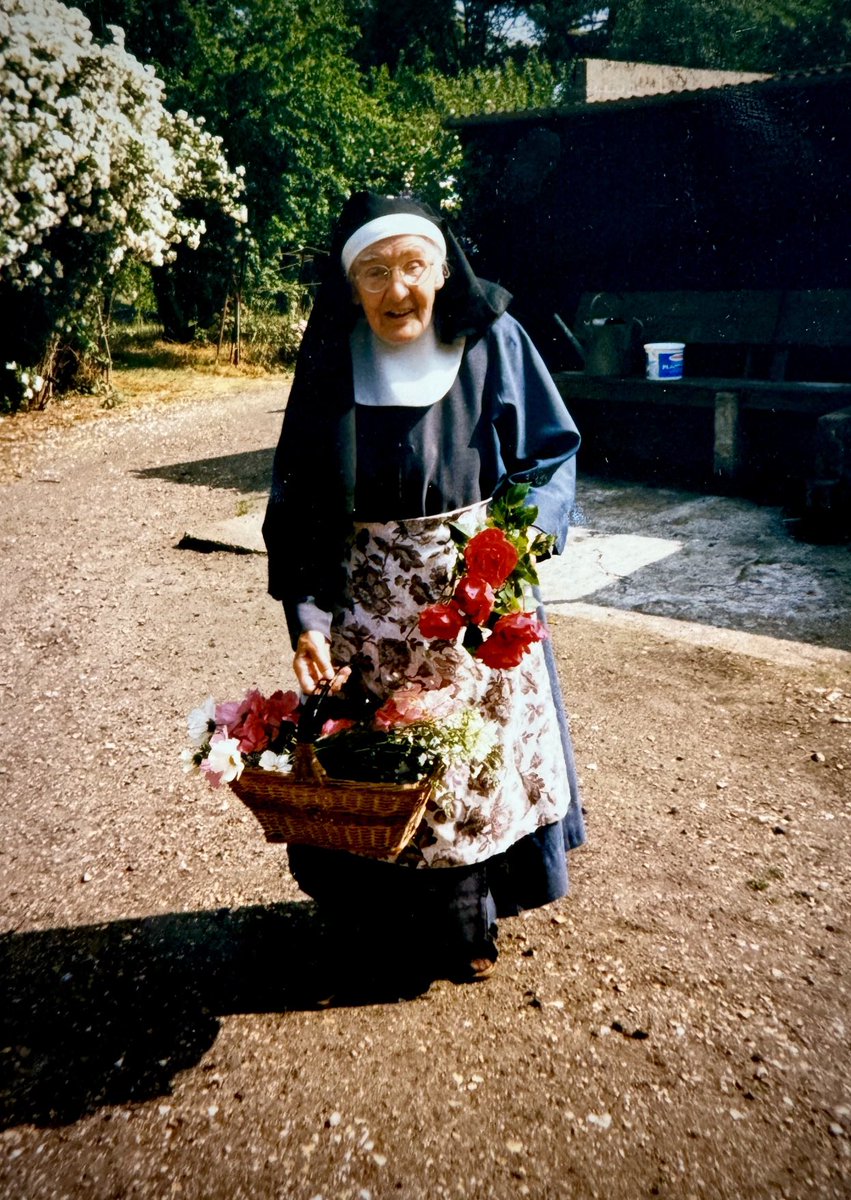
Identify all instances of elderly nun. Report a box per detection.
[263,191,584,993]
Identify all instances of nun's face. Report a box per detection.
[351,235,444,344]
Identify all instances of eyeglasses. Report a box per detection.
[355,259,435,293]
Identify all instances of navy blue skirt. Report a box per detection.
[287,617,586,962]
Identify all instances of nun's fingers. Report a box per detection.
[293,631,334,694]
[327,665,351,694]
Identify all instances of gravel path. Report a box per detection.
[1,386,850,1199]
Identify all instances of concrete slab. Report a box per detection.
[180,510,266,555]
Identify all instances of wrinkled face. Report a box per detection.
[351,235,445,344]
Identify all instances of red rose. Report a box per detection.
[453,574,494,625]
[475,631,526,669]
[463,527,519,588]
[474,612,548,670]
[492,611,548,645]
[418,601,465,641]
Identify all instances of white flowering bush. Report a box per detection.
[0,0,245,407]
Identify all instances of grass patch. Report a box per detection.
[746,866,785,893]
[109,323,286,404]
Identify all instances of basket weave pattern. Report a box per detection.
[228,742,435,858]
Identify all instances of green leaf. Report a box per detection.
[504,482,531,508]
[514,559,539,585]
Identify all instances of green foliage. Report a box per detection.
[449,481,555,613]
[349,2,534,74]
[528,0,851,72]
[364,53,570,211]
[315,706,501,785]
[26,0,843,392]
[75,0,567,336]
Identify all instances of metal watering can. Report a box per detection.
[556,294,643,377]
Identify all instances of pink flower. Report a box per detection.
[215,699,242,728]
[226,687,301,752]
[234,710,269,754]
[416,686,460,721]
[321,717,356,736]
[266,689,300,725]
[374,694,425,729]
[418,601,465,641]
[453,573,494,625]
[374,683,458,728]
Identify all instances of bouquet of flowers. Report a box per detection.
[418,483,552,669]
[181,687,303,789]
[182,680,500,794]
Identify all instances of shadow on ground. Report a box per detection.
[0,902,427,1128]
[135,448,274,493]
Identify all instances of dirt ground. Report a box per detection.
[0,385,849,1200]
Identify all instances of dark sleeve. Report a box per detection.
[261,329,356,649]
[489,316,581,554]
[262,409,340,646]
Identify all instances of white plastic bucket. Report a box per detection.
[644,342,685,380]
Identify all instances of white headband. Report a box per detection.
[341,214,446,275]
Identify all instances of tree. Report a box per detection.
[349,0,460,73]
[73,0,567,343]
[0,0,245,408]
[76,0,393,333]
[350,1,533,74]
[527,0,851,72]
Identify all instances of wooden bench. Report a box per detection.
[552,290,851,529]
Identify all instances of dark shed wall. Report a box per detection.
[455,73,851,369]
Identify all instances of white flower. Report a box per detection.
[179,747,198,774]
[259,749,293,774]
[204,736,243,784]
[186,695,215,745]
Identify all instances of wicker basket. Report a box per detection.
[228,740,436,858]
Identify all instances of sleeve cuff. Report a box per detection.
[283,599,333,649]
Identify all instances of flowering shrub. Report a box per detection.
[0,0,246,404]
[418,483,553,667]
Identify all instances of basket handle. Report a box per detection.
[292,741,329,784]
[296,671,348,745]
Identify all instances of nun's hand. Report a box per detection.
[293,631,351,695]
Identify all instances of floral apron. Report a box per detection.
[329,502,572,868]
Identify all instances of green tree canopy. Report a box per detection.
[527,1,851,72]
[75,0,568,326]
